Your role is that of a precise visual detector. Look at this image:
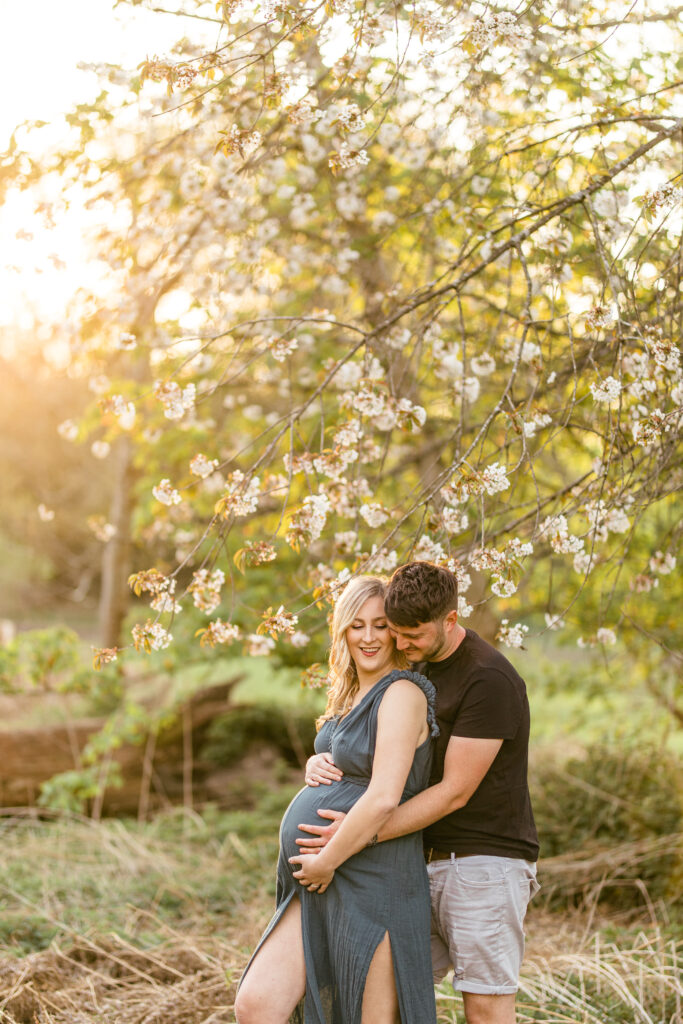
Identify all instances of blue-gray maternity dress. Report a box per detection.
[242,669,439,1024]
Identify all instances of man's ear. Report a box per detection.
[444,609,459,631]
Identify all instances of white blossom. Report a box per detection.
[471,353,496,376]
[189,568,225,614]
[385,327,411,350]
[155,380,196,420]
[453,376,480,403]
[365,546,398,573]
[111,396,136,430]
[544,613,565,631]
[647,338,680,373]
[333,141,370,171]
[573,550,595,575]
[287,493,331,547]
[491,577,517,598]
[290,631,311,648]
[38,504,55,522]
[434,342,463,381]
[268,336,299,362]
[470,547,506,573]
[522,413,552,437]
[502,337,541,364]
[334,531,361,555]
[596,627,616,646]
[480,462,510,495]
[91,440,111,459]
[132,620,173,652]
[604,506,630,534]
[57,419,78,441]
[262,605,299,635]
[396,398,426,432]
[218,471,261,517]
[199,620,242,646]
[448,561,472,594]
[88,516,116,542]
[190,453,219,478]
[630,574,658,593]
[88,374,110,395]
[496,619,529,648]
[333,361,363,390]
[632,409,669,445]
[334,420,363,448]
[649,550,676,575]
[590,376,621,405]
[327,567,353,603]
[153,479,182,506]
[585,304,616,330]
[247,633,276,656]
[413,535,447,563]
[641,183,683,215]
[336,103,365,133]
[538,514,584,554]
[359,503,390,527]
[115,332,137,350]
[442,507,469,534]
[151,587,182,614]
[507,538,534,560]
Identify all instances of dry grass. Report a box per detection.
[0,929,239,1024]
[0,809,681,1024]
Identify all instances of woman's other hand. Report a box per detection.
[288,852,335,893]
[305,752,344,786]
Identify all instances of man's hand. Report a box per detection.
[289,852,335,893]
[296,809,346,849]
[305,752,343,787]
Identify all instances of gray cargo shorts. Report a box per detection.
[428,854,540,995]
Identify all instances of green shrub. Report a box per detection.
[531,744,682,908]
[199,703,318,769]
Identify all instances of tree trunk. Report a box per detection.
[99,435,136,648]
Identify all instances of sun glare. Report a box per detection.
[0,0,217,347]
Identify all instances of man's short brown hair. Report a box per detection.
[385,561,458,626]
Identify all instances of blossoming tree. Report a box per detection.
[7,0,681,724]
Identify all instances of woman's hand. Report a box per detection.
[305,752,343,787]
[289,852,335,893]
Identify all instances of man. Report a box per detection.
[298,561,539,1024]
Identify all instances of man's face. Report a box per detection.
[387,617,449,662]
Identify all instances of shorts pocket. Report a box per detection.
[456,861,506,887]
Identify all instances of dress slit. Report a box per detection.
[360,929,403,1024]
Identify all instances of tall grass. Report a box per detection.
[0,801,681,1024]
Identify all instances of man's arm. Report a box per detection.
[376,734,502,841]
[296,733,503,849]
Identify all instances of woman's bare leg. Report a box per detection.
[361,932,400,1024]
[234,896,306,1024]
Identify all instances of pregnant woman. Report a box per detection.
[234,574,439,1024]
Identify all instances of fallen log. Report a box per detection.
[0,678,244,817]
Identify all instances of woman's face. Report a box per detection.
[345,594,396,677]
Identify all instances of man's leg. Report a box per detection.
[428,856,539,1024]
[462,992,516,1024]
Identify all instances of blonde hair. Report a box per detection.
[316,575,408,729]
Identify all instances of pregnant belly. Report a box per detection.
[279,779,364,868]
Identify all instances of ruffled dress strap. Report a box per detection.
[380,668,440,738]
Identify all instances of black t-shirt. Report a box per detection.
[422,629,539,861]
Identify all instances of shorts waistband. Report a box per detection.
[424,848,477,863]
